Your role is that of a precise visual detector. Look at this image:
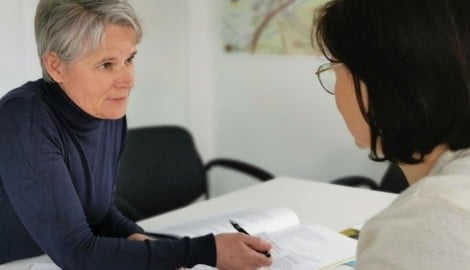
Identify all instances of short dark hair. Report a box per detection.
[314,0,470,164]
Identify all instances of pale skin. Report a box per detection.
[43,23,272,269]
[333,64,447,184]
[43,24,136,120]
[214,233,272,270]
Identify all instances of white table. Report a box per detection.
[1,177,397,269]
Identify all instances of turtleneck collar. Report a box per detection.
[39,79,105,133]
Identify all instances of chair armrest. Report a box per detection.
[204,158,274,181]
[331,176,379,190]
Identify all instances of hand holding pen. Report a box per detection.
[230,220,271,258]
[214,232,272,269]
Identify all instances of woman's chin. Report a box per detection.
[96,109,127,120]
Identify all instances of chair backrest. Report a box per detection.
[115,126,207,221]
[330,163,409,194]
[379,163,408,193]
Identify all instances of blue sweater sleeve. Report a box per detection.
[95,202,145,238]
[0,97,216,268]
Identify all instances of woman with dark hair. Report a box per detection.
[314,0,470,269]
[0,0,272,269]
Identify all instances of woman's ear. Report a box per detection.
[42,52,66,83]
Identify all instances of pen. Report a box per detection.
[229,220,271,258]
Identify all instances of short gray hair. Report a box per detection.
[35,0,143,82]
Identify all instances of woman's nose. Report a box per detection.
[116,65,134,88]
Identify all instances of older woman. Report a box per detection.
[0,0,272,269]
[314,0,470,269]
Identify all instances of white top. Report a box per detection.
[356,149,470,270]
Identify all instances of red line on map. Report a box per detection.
[250,0,296,53]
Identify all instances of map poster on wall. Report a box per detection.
[222,0,329,55]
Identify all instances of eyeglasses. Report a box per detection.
[315,62,342,95]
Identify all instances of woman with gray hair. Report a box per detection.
[0,1,272,269]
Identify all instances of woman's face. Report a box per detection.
[334,65,371,148]
[54,24,137,119]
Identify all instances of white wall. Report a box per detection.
[126,0,189,128]
[0,1,41,96]
[0,1,388,196]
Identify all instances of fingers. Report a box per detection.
[215,233,273,270]
[243,235,272,255]
[127,233,150,241]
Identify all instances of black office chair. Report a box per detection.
[115,125,275,221]
[331,163,408,193]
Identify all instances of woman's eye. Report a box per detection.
[126,56,135,64]
[100,62,112,69]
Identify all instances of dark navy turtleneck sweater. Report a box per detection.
[0,79,216,269]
